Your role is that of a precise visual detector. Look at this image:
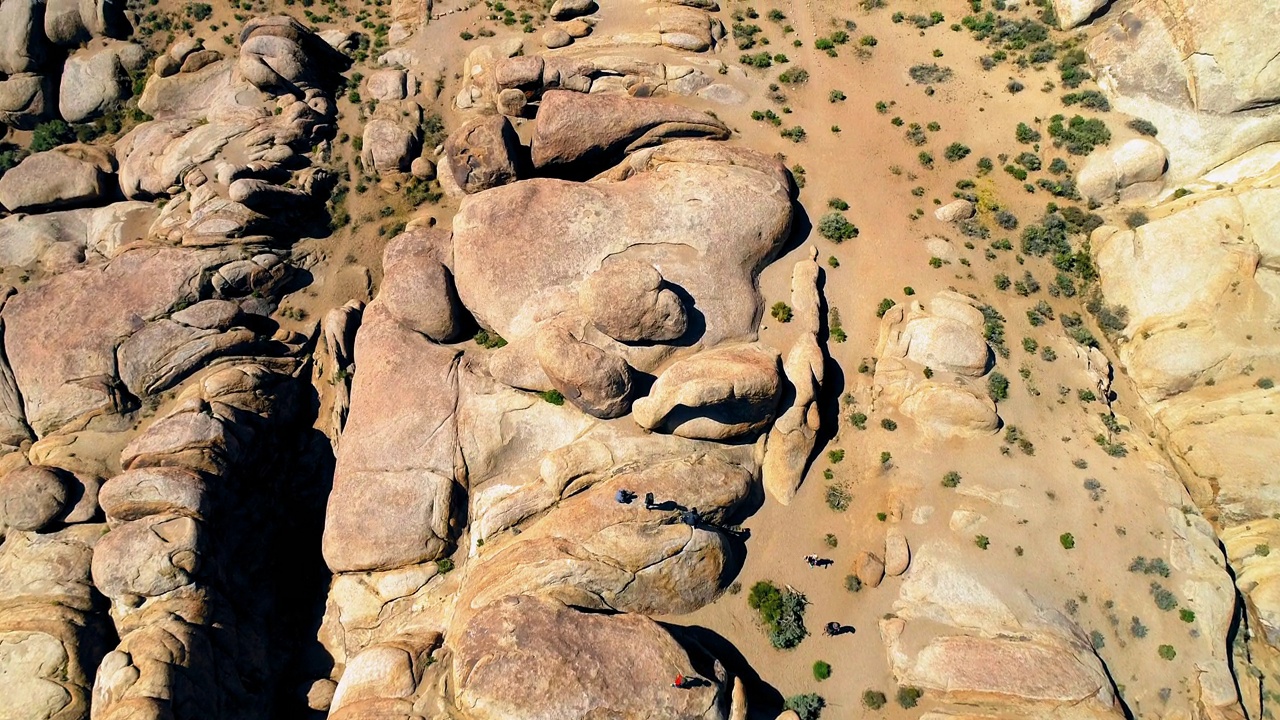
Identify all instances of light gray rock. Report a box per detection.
[0,145,114,213]
[549,0,597,20]
[0,466,70,531]
[360,118,418,174]
[1052,0,1109,28]
[59,42,142,122]
[0,73,51,130]
[0,0,44,75]
[1077,138,1168,203]
[543,29,572,48]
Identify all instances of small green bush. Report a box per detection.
[813,660,832,681]
[1015,122,1041,144]
[988,372,1010,401]
[942,471,961,488]
[1158,644,1176,661]
[818,213,858,242]
[785,693,825,720]
[538,389,565,405]
[1127,118,1159,136]
[896,686,923,709]
[30,120,75,152]
[771,302,793,322]
[944,142,972,161]
[1060,533,1076,549]
[862,689,886,709]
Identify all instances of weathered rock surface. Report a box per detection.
[1077,138,1167,204]
[3,247,239,437]
[377,228,462,342]
[452,141,792,371]
[321,316,461,573]
[633,343,781,440]
[452,595,725,720]
[0,145,114,212]
[0,465,71,531]
[578,259,688,343]
[443,114,521,194]
[60,40,146,122]
[0,72,51,130]
[535,317,634,418]
[1053,0,1110,28]
[1087,0,1280,179]
[763,247,824,505]
[530,90,730,174]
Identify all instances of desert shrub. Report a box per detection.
[740,51,773,68]
[1127,118,1159,136]
[828,197,850,210]
[845,574,862,592]
[876,298,896,317]
[537,389,565,405]
[1125,211,1149,228]
[785,693,825,720]
[1015,122,1041,144]
[30,120,75,152]
[945,142,972,161]
[1048,114,1111,155]
[859,35,878,46]
[905,123,928,145]
[435,557,455,573]
[1062,90,1110,111]
[1014,152,1042,171]
[1158,645,1176,661]
[1049,157,1070,175]
[826,484,851,511]
[862,690,887,709]
[1131,616,1148,638]
[896,686,923,709]
[1258,377,1275,390]
[1180,608,1196,623]
[0,143,25,180]
[1058,48,1090,88]
[733,23,763,49]
[988,372,1010,400]
[848,411,868,429]
[1060,533,1076,549]
[1151,582,1178,611]
[779,67,810,84]
[185,2,213,20]
[975,535,990,549]
[818,213,858,242]
[771,302,793,322]
[830,89,847,102]
[909,63,953,84]
[748,581,809,648]
[995,210,1019,229]
[474,329,507,349]
[813,660,832,680]
[942,471,961,488]
[881,418,898,431]
[918,151,934,168]
[780,126,807,142]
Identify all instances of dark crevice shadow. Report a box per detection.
[813,266,846,455]
[664,624,785,719]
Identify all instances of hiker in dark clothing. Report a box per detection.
[615,489,635,504]
[644,492,656,509]
[681,507,700,526]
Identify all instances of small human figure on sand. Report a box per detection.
[804,554,819,567]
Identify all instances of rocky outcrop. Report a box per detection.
[530,90,730,175]
[578,259,688,343]
[874,292,999,438]
[443,114,521,194]
[451,140,793,373]
[634,343,781,440]
[1077,138,1167,204]
[453,595,725,720]
[0,144,114,212]
[1053,0,1110,28]
[1087,0,1280,180]
[762,247,824,505]
[59,40,147,122]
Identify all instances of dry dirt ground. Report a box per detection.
[65,0,1233,716]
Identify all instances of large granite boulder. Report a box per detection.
[321,315,462,573]
[1053,0,1110,28]
[578,259,688,343]
[451,140,793,373]
[0,73,51,130]
[0,0,45,75]
[443,114,522,194]
[1077,138,1167,204]
[452,595,725,720]
[377,228,463,342]
[633,343,781,440]
[530,90,730,175]
[0,145,114,212]
[60,40,147,122]
[1087,0,1280,179]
